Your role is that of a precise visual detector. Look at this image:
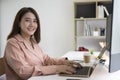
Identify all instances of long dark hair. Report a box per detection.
[7,7,41,43]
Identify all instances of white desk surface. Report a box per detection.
[28,51,120,80]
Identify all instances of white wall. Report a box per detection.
[0,0,75,58]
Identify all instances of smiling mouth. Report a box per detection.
[27,28,35,31]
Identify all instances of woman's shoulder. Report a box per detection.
[7,34,23,43]
[7,34,21,44]
[7,36,16,41]
[7,37,18,45]
[6,36,23,48]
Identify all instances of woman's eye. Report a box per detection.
[35,20,37,22]
[25,19,30,22]
[33,20,37,23]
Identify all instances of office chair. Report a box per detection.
[0,57,5,76]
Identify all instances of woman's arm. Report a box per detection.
[5,39,43,79]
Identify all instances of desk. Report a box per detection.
[28,51,120,80]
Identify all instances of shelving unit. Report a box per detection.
[73,0,112,51]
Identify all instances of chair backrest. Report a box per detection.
[0,57,5,76]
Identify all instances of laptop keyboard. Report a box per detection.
[75,66,93,75]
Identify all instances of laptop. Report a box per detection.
[59,49,105,78]
[59,64,96,78]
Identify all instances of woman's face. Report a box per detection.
[20,12,38,37]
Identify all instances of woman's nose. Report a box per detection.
[30,21,34,26]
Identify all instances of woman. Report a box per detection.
[4,7,81,80]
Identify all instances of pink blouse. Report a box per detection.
[4,34,66,80]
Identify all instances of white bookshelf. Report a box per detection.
[73,0,112,51]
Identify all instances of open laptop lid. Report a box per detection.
[97,47,107,59]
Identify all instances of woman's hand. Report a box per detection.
[64,60,82,69]
[56,65,76,74]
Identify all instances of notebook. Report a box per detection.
[59,50,105,78]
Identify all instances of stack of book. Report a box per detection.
[84,21,92,36]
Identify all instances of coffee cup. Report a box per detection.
[83,52,91,63]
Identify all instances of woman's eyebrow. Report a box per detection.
[24,17,37,20]
[24,17,31,19]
